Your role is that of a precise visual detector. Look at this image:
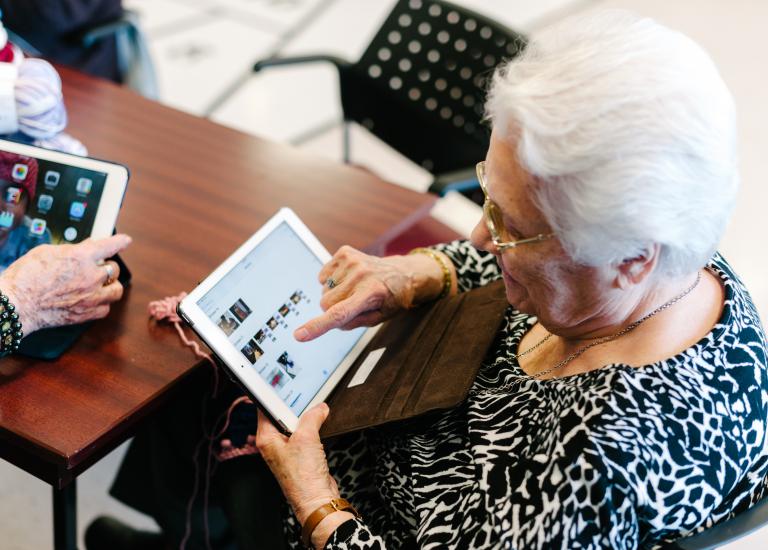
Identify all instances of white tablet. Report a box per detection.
[178,208,379,433]
[0,139,129,272]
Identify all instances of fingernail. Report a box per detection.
[294,327,309,341]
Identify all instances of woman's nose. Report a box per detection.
[470,217,495,254]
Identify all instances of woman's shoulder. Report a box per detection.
[707,252,765,335]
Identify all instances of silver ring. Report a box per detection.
[103,263,116,286]
[326,277,338,289]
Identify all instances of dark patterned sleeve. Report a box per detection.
[432,240,501,292]
[325,518,385,549]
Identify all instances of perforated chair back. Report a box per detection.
[338,0,524,174]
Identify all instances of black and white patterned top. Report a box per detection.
[285,240,768,550]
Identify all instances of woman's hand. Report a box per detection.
[256,404,339,520]
[294,245,454,342]
[257,404,352,546]
[0,234,132,334]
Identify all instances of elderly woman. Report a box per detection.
[256,11,768,550]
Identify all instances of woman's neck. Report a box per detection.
[520,268,724,377]
[553,270,703,346]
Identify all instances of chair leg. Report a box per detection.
[342,120,351,164]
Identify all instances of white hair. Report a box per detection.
[485,10,738,277]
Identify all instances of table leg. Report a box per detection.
[53,481,77,550]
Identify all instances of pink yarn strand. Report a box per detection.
[148,293,255,550]
[148,292,219,395]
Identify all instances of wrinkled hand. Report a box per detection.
[256,404,340,524]
[0,234,132,334]
[294,245,436,342]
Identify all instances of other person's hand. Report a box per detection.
[0,234,132,334]
[294,245,454,342]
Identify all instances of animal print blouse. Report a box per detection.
[285,240,768,549]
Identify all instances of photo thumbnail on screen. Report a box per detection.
[218,311,240,336]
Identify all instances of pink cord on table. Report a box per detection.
[148,292,220,394]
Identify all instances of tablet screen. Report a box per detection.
[0,150,107,272]
[196,221,366,415]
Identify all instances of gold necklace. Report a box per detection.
[477,271,702,392]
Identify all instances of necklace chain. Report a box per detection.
[511,332,552,359]
[474,271,702,394]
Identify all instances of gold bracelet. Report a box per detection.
[409,247,452,299]
[301,498,360,548]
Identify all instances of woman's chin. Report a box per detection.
[502,276,532,312]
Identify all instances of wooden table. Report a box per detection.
[0,68,435,549]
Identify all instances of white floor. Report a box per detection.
[1,0,766,548]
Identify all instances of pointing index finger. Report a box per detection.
[294,292,374,342]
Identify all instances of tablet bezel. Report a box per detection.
[178,208,378,433]
[0,139,129,241]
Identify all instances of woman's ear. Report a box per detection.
[615,244,661,289]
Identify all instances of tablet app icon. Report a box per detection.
[0,211,13,228]
[69,201,86,219]
[64,227,78,242]
[45,171,60,188]
[12,164,28,181]
[5,187,21,204]
[37,194,53,212]
[30,218,47,236]
[76,177,92,194]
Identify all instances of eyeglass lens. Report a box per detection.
[477,162,509,243]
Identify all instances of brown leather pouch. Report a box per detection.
[321,280,508,438]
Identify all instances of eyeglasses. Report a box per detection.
[476,161,554,252]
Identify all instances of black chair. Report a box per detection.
[669,495,768,549]
[235,0,525,196]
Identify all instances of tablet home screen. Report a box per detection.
[197,221,366,416]
[0,150,107,273]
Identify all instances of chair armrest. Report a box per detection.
[253,55,350,73]
[428,167,479,196]
[75,12,136,47]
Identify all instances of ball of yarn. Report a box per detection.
[14,58,67,139]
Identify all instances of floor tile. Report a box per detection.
[280,0,398,58]
[446,0,597,31]
[149,19,276,115]
[0,441,157,550]
[210,62,341,142]
[124,0,209,36]
[298,121,434,192]
[215,0,329,31]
